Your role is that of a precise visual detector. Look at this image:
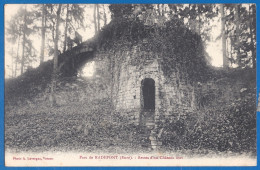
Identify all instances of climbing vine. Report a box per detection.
[95,17,210,83]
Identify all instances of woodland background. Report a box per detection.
[5,4,256,78]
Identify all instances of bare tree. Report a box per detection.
[103,4,107,25]
[220,4,228,68]
[97,4,100,31]
[249,4,256,69]
[63,4,70,52]
[94,4,97,34]
[235,4,241,66]
[40,4,46,64]
[50,4,62,106]
[21,6,27,74]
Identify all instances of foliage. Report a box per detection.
[5,61,53,106]
[109,4,134,18]
[168,4,218,42]
[97,16,209,82]
[158,69,256,153]
[5,4,257,78]
[159,95,256,153]
[224,4,256,68]
[6,7,37,75]
[5,93,146,152]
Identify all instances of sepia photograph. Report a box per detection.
[4,3,257,166]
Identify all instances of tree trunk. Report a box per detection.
[97,4,100,31]
[103,4,107,25]
[63,4,69,53]
[188,4,191,29]
[249,4,256,69]
[11,47,14,78]
[94,4,97,34]
[161,4,165,16]
[198,5,201,34]
[230,38,233,66]
[15,34,20,77]
[21,7,27,75]
[157,4,161,16]
[40,4,46,64]
[51,21,55,41]
[235,4,241,66]
[220,4,228,68]
[50,4,62,107]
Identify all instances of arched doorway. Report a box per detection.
[142,78,155,110]
[141,78,155,126]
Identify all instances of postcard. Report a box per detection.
[4,3,257,166]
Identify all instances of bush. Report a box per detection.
[158,85,256,153]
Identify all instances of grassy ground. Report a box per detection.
[4,67,256,157]
[5,98,151,153]
[5,100,256,159]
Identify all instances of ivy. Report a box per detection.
[95,17,210,83]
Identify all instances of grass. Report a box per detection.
[4,66,256,157]
[5,99,256,158]
[5,99,149,153]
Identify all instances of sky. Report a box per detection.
[4,4,223,79]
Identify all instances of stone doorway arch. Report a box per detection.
[141,78,155,110]
[140,78,155,126]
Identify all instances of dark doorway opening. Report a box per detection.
[142,78,155,110]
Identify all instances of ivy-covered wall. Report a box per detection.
[93,44,196,125]
[73,18,255,127]
[91,46,254,127]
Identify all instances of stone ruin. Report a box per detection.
[51,17,255,149]
[6,17,254,150]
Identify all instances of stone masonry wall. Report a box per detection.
[81,48,250,126]
[107,46,196,125]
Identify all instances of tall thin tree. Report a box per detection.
[63,4,70,52]
[40,4,46,64]
[249,4,256,69]
[94,4,97,34]
[50,4,62,106]
[97,4,100,31]
[235,4,241,66]
[15,34,20,77]
[103,4,107,25]
[221,4,228,68]
[21,6,27,74]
